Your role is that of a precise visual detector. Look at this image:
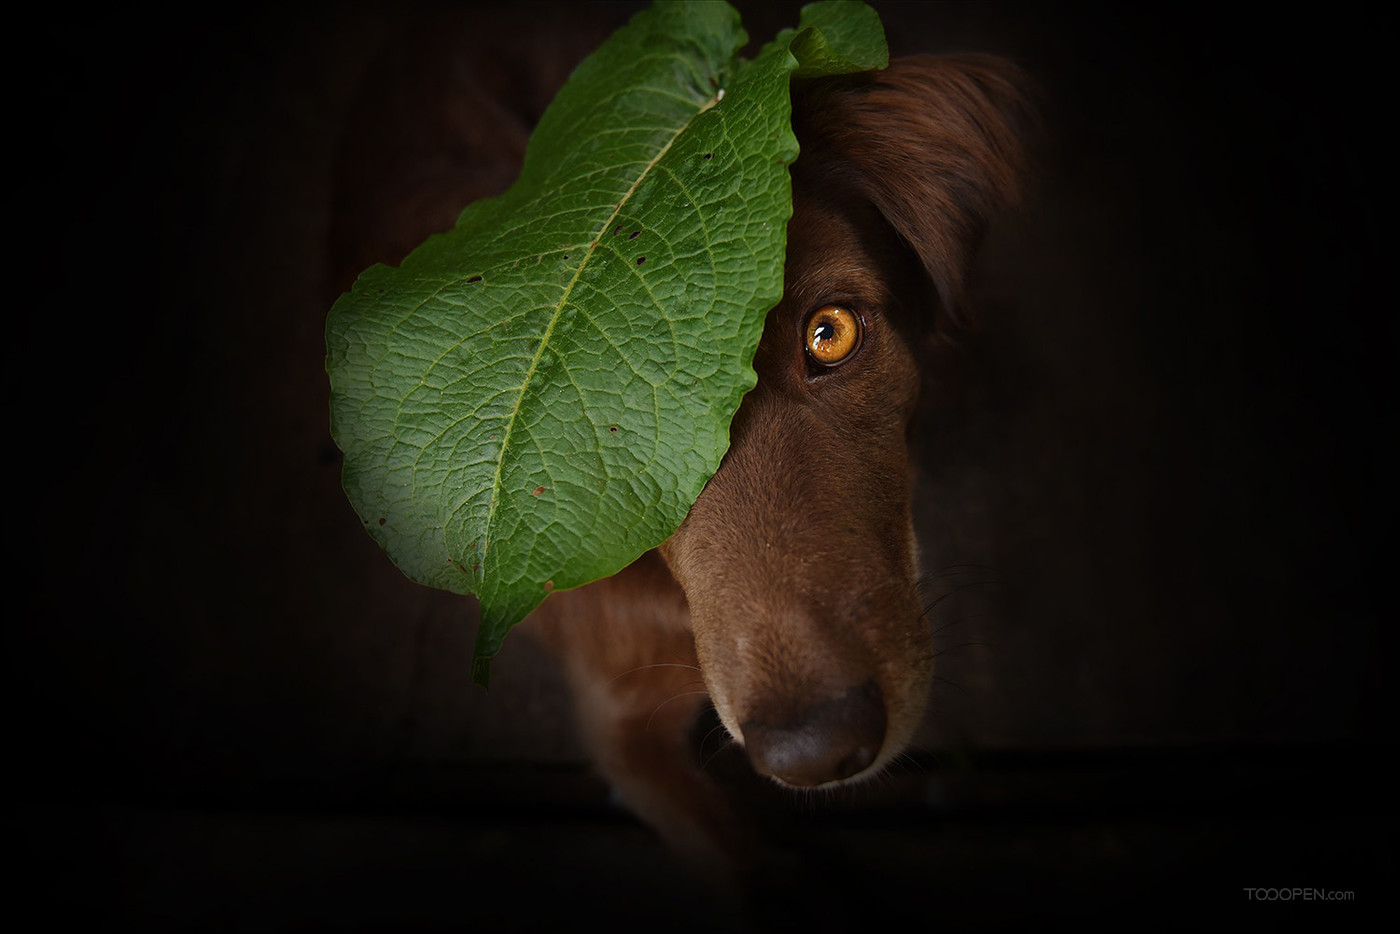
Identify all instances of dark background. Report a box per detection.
[20,1,1392,929]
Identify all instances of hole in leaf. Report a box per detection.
[636,256,646,265]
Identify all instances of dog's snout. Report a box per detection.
[741,679,887,787]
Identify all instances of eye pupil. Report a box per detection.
[804,305,862,367]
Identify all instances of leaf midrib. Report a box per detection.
[478,88,724,580]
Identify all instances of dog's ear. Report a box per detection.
[791,54,1034,327]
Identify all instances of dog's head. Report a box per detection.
[661,55,1031,787]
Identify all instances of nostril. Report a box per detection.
[834,742,878,780]
[742,679,887,787]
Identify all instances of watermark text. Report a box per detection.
[1243,887,1354,902]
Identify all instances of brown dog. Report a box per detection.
[525,53,1031,874]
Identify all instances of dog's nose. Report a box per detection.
[741,679,887,787]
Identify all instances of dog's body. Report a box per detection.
[526,54,1030,874]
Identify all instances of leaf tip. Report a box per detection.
[471,655,492,690]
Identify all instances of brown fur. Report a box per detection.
[526,54,1031,875]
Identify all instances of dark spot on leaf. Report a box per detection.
[562,254,569,260]
[455,561,469,573]
[615,226,624,235]
[466,275,482,283]
[636,256,646,265]
[473,563,481,572]
[704,152,713,159]
[629,230,640,240]
[469,540,477,550]
[378,517,387,526]
[532,485,545,496]
[609,426,618,433]
[544,580,554,591]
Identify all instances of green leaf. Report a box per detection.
[325,1,887,686]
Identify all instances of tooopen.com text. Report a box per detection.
[1243,888,1354,902]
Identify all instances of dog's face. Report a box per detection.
[661,186,933,787]
[661,57,1029,788]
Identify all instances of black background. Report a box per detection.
[19,1,1393,929]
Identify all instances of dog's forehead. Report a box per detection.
[779,191,903,314]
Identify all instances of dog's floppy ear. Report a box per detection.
[791,54,1033,327]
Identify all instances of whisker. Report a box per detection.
[917,577,1000,625]
[645,690,710,731]
[927,561,998,574]
[698,723,736,772]
[932,639,993,659]
[927,614,974,638]
[901,742,936,772]
[916,571,1002,598]
[932,674,974,699]
[606,662,702,687]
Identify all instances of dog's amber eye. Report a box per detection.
[804,305,862,366]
